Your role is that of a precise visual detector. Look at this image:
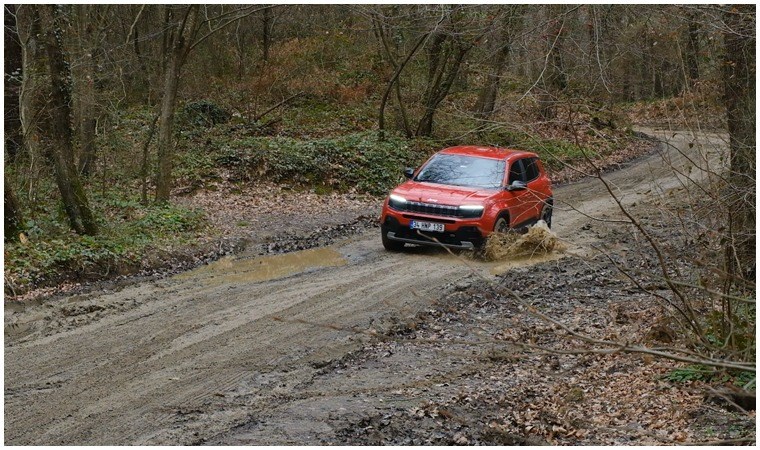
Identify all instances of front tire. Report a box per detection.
[493,215,510,233]
[381,227,405,251]
[541,199,553,228]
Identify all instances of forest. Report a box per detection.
[3,4,756,445]
[4,4,754,290]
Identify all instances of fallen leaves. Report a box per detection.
[334,213,755,445]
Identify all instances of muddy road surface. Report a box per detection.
[4,129,727,445]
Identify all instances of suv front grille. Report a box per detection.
[405,201,463,218]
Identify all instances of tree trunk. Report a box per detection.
[722,4,756,286]
[653,67,664,98]
[261,5,272,62]
[155,50,181,203]
[75,5,99,177]
[38,5,98,235]
[234,20,247,80]
[638,32,651,100]
[16,5,44,163]
[4,5,24,160]
[4,178,24,241]
[415,30,472,137]
[544,5,568,94]
[154,5,199,204]
[684,11,701,88]
[378,31,429,141]
[474,8,519,119]
[141,113,160,205]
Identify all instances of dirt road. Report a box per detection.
[3,129,727,445]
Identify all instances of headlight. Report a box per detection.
[388,194,407,211]
[458,204,484,218]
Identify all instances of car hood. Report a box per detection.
[392,181,495,205]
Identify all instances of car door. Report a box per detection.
[505,159,534,226]
[522,157,550,221]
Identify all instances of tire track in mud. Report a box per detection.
[4,128,726,445]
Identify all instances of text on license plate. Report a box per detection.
[410,220,444,233]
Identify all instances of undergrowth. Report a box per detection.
[665,364,755,391]
[211,131,431,195]
[5,190,208,296]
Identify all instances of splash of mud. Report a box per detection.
[484,220,566,261]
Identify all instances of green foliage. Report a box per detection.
[180,100,231,128]
[664,364,755,390]
[130,205,206,235]
[701,305,756,359]
[174,146,219,186]
[278,98,377,136]
[535,140,599,172]
[474,128,600,172]
[664,365,717,383]
[215,131,429,195]
[5,194,207,292]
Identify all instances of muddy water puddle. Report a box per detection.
[175,247,348,286]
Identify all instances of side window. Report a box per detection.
[524,158,540,182]
[508,159,525,184]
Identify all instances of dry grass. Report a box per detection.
[483,221,565,261]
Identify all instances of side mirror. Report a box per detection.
[403,167,415,179]
[506,180,527,191]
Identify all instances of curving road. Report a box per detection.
[3,128,727,444]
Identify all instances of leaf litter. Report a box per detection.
[328,204,755,446]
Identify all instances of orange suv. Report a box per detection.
[380,146,553,251]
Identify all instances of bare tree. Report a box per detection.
[4,178,24,241]
[17,5,98,235]
[261,4,272,63]
[71,5,110,177]
[372,8,413,137]
[474,6,523,120]
[374,5,432,141]
[154,5,273,203]
[4,5,23,159]
[683,8,702,89]
[415,7,478,137]
[722,4,756,289]
[537,5,569,120]
[154,5,201,203]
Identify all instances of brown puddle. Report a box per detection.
[175,247,347,286]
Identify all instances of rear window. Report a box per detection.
[415,154,505,189]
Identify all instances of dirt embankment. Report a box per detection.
[5,129,752,445]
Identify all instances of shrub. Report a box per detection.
[4,200,207,295]
[216,131,430,195]
[181,100,231,128]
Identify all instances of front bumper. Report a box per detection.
[381,213,486,249]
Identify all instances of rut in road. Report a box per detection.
[4,128,727,445]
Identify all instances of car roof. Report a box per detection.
[438,145,537,161]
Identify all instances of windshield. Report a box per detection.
[414,154,505,189]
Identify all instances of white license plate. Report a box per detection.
[410,220,444,233]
